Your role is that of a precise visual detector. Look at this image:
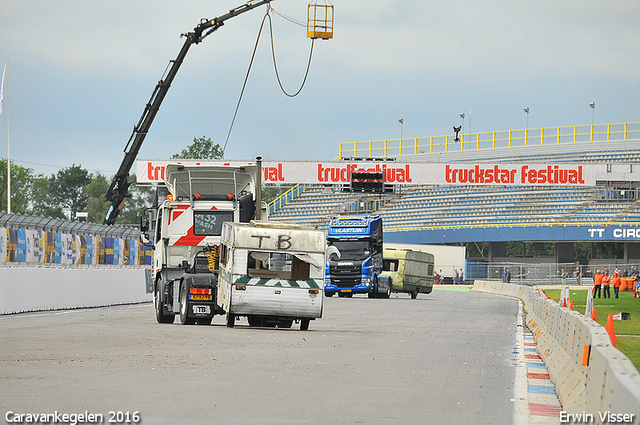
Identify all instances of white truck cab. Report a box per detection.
[147,163,263,325]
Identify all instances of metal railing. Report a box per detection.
[267,184,311,216]
[338,122,640,158]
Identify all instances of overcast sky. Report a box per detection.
[0,0,639,177]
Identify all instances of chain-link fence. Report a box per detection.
[0,212,138,238]
[467,260,640,286]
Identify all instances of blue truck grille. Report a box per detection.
[330,264,361,288]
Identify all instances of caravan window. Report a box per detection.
[247,251,309,280]
[384,259,399,272]
[219,244,229,267]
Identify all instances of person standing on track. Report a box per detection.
[612,268,621,299]
[602,268,611,299]
[593,270,603,298]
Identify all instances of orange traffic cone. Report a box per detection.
[569,300,573,310]
[590,307,597,321]
[606,314,617,348]
[562,298,567,307]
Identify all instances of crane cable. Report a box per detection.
[222,11,268,157]
[267,10,315,98]
[222,6,315,156]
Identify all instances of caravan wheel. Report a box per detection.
[226,312,236,328]
[300,319,310,331]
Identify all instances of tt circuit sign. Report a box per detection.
[137,160,598,186]
[587,227,640,241]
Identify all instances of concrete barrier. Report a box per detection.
[0,267,152,314]
[473,280,640,419]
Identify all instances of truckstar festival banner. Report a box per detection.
[137,160,599,186]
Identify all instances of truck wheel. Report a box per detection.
[300,319,310,331]
[155,282,175,324]
[371,276,379,298]
[325,292,334,297]
[383,284,391,299]
[410,289,419,299]
[226,312,236,328]
[179,284,196,325]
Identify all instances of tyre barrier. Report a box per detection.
[472,280,640,419]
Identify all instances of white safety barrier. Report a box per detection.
[0,268,152,314]
[472,280,640,419]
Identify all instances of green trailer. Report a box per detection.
[381,248,435,299]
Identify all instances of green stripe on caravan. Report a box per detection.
[234,275,320,289]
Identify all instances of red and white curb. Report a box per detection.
[514,301,563,424]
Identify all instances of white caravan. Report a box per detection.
[218,221,325,330]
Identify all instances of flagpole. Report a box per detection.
[5,59,10,214]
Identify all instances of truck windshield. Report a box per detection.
[328,239,372,261]
[194,211,234,236]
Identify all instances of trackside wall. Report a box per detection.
[0,268,152,315]
[472,280,640,418]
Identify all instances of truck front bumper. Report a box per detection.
[324,281,371,296]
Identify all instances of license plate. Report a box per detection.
[341,289,352,293]
[190,294,212,301]
[192,305,211,315]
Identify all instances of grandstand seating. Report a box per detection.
[268,183,638,230]
[268,137,640,231]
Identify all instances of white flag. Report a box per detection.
[0,61,6,117]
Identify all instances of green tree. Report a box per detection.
[117,174,154,225]
[0,159,36,214]
[172,136,223,159]
[48,164,91,220]
[30,175,64,218]
[85,173,111,223]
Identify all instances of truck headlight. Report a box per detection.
[325,278,331,284]
[362,277,371,286]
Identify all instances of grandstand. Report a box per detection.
[267,122,640,270]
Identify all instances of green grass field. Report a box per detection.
[543,288,640,371]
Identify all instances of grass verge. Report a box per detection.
[542,288,640,372]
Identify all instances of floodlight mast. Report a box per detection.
[104,0,274,225]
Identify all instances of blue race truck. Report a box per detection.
[324,215,389,298]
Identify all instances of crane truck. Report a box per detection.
[142,162,266,325]
[104,0,274,226]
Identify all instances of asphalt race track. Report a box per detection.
[0,288,520,425]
